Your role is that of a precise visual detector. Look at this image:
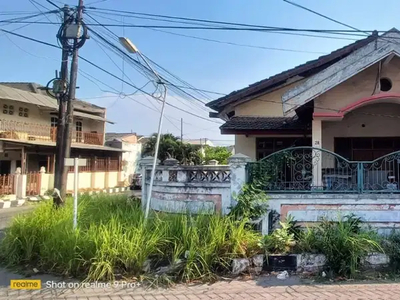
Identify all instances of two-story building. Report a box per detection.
[0,82,122,175]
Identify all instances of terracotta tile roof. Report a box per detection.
[206,33,378,112]
[220,116,311,133]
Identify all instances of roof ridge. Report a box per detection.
[207,33,378,112]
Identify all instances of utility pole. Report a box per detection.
[50,1,87,205]
[53,5,70,206]
[60,0,84,200]
[180,118,183,143]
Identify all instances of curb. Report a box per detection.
[0,199,26,209]
[0,187,131,209]
[79,186,130,196]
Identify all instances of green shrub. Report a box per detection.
[297,214,382,278]
[229,184,269,221]
[259,218,296,255]
[383,232,400,273]
[0,194,261,283]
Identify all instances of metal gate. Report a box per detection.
[247,146,400,193]
[26,172,41,196]
[0,174,15,195]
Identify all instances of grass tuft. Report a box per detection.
[0,194,261,283]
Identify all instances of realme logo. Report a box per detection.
[10,280,41,289]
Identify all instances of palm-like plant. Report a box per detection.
[143,133,202,165]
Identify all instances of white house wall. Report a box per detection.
[322,103,400,156]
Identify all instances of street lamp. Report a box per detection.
[119,37,167,219]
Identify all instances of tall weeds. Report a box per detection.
[297,214,382,278]
[0,194,261,282]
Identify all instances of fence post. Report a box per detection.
[15,167,27,199]
[90,157,97,189]
[140,156,159,211]
[105,157,111,188]
[39,166,46,196]
[357,162,364,193]
[228,154,251,211]
[14,167,21,198]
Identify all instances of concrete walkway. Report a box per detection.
[0,271,399,300]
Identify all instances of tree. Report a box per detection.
[204,146,232,164]
[143,133,202,165]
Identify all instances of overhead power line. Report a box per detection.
[283,0,366,34]
[84,14,217,102]
[6,18,400,125]
[85,7,377,34]
[0,28,222,124]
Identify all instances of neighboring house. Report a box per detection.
[206,29,400,193]
[0,82,122,175]
[105,132,142,183]
[184,138,215,156]
[184,138,215,147]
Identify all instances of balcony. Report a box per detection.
[0,119,104,146]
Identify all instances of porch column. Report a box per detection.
[312,118,323,189]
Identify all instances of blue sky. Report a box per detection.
[0,0,399,146]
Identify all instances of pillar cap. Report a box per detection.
[228,153,251,163]
[140,156,160,166]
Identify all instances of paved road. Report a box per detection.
[0,274,400,299]
[1,199,400,299]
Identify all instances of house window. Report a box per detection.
[76,121,83,143]
[51,117,58,127]
[50,117,58,141]
[380,78,392,92]
[256,137,311,160]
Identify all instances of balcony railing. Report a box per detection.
[0,119,104,146]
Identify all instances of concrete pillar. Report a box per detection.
[90,157,96,189]
[14,167,21,198]
[140,156,160,210]
[312,118,323,189]
[208,159,219,166]
[228,154,251,210]
[39,166,46,196]
[14,167,26,199]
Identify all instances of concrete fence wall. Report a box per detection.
[141,154,250,215]
[269,194,400,235]
[10,167,124,199]
[141,154,400,236]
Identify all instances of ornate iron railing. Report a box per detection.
[247,146,400,193]
[361,152,400,192]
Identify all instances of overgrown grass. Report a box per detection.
[296,214,382,278]
[0,194,261,283]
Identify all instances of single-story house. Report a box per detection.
[207,29,400,194]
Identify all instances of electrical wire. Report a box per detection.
[0,19,378,38]
[85,19,216,108]
[79,70,185,133]
[28,0,60,26]
[85,7,379,34]
[147,27,327,55]
[5,20,400,126]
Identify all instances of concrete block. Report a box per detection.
[362,253,390,268]
[296,254,326,273]
[232,258,250,275]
